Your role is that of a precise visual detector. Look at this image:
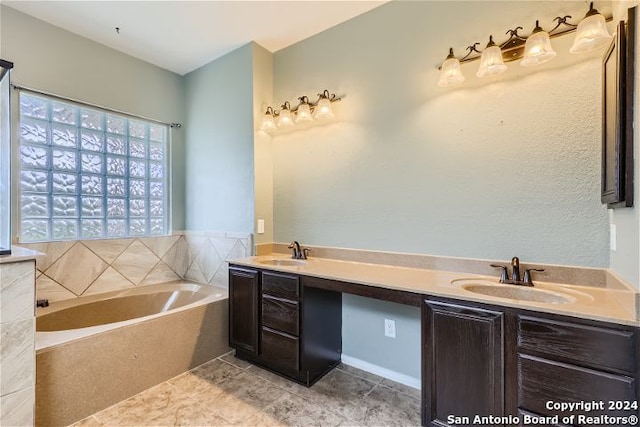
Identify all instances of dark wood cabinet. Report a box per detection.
[518,354,636,419]
[423,300,504,427]
[515,314,639,424]
[229,267,259,355]
[423,296,639,427]
[229,265,342,386]
[230,264,640,426]
[260,326,300,372]
[517,316,637,374]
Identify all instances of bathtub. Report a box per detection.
[35,281,230,427]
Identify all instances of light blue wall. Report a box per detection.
[272,1,611,380]
[0,6,186,231]
[184,44,255,233]
[342,295,421,379]
[272,1,608,267]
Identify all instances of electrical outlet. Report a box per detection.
[257,219,265,234]
[610,224,617,252]
[384,318,396,338]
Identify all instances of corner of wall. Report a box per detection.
[183,43,256,233]
[252,43,275,245]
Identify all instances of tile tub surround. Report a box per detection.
[181,231,252,288]
[19,231,251,302]
[0,254,37,427]
[71,352,421,427]
[36,293,230,427]
[235,253,639,326]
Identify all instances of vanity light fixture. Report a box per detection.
[260,106,278,132]
[313,90,337,120]
[476,35,508,77]
[277,101,295,128]
[295,96,313,123]
[259,89,341,133]
[521,20,557,67]
[570,2,613,53]
[437,2,612,86]
[437,48,465,87]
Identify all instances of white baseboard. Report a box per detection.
[340,354,421,390]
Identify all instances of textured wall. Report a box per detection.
[184,44,255,233]
[0,6,186,231]
[271,1,611,382]
[272,1,608,267]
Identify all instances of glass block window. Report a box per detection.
[19,92,169,242]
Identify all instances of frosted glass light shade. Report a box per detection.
[295,103,313,122]
[278,108,295,128]
[260,111,277,132]
[521,28,556,67]
[570,13,612,53]
[314,98,334,120]
[438,55,465,87]
[476,45,507,77]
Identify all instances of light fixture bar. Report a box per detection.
[260,89,342,133]
[437,14,612,69]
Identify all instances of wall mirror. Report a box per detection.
[601,8,635,208]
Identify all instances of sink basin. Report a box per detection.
[258,259,307,267]
[461,283,575,304]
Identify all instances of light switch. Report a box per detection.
[610,224,617,252]
[257,219,265,234]
[384,319,396,338]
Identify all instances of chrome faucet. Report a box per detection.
[491,257,544,287]
[287,241,310,260]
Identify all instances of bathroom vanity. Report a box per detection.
[229,267,342,385]
[228,256,640,427]
[423,297,638,426]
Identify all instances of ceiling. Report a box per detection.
[4,1,388,75]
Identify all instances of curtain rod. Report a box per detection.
[11,83,182,128]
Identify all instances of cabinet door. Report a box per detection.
[229,267,259,355]
[423,300,504,427]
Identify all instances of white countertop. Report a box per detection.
[0,245,41,264]
[230,254,639,327]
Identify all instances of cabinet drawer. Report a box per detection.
[262,272,299,300]
[261,327,300,372]
[518,316,636,373]
[262,295,299,336]
[518,354,636,419]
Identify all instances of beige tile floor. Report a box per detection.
[71,351,421,427]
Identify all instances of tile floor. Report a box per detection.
[71,351,421,427]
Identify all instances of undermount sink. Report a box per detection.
[258,259,307,267]
[457,281,576,304]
